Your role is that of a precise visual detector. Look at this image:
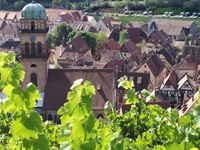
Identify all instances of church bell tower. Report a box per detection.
[19,1,49,92]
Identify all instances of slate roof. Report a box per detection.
[0,40,20,52]
[43,69,115,110]
[103,59,126,72]
[119,39,139,54]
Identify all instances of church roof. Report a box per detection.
[21,1,47,20]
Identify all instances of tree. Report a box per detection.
[65,0,72,10]
[118,29,130,45]
[52,23,73,46]
[13,0,27,11]
[0,0,8,9]
[52,0,60,8]
[96,31,108,49]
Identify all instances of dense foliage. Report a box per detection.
[1,51,200,149]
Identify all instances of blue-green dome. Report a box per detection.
[21,1,47,19]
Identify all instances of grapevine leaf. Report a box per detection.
[192,104,200,128]
[0,62,24,86]
[83,80,96,96]
[165,142,184,150]
[11,111,43,138]
[23,134,50,150]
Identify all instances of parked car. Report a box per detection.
[193,12,197,16]
[198,13,200,17]
[185,12,190,16]
[180,12,185,16]
[169,12,174,16]
[143,11,148,15]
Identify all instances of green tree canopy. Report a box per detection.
[118,29,130,45]
[50,23,73,46]
[13,0,27,11]
[96,31,108,49]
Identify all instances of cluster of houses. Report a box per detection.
[0,1,200,123]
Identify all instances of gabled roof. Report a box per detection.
[148,29,172,46]
[143,51,166,77]
[103,59,126,71]
[0,40,20,51]
[0,22,19,38]
[59,12,73,22]
[177,74,194,90]
[62,35,91,55]
[43,69,115,110]
[161,70,178,90]
[117,72,150,91]
[71,11,81,20]
[76,54,94,65]
[120,39,139,53]
[101,17,117,27]
[157,48,176,67]
[6,12,17,20]
[0,12,7,20]
[98,39,120,52]
[100,50,122,61]
[183,45,200,58]
[126,27,147,44]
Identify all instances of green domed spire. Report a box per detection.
[21,1,47,20]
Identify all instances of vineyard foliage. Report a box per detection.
[0,51,200,149]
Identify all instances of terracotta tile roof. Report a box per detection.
[183,45,200,58]
[46,9,83,22]
[75,54,94,66]
[148,30,172,46]
[126,27,147,44]
[144,52,166,77]
[101,17,117,27]
[0,40,20,51]
[71,11,81,20]
[120,39,139,53]
[59,12,73,22]
[179,91,199,116]
[0,12,7,20]
[157,48,177,67]
[101,38,120,51]
[117,72,150,91]
[103,59,126,71]
[161,70,178,90]
[43,69,115,110]
[0,20,7,30]
[128,51,141,65]
[62,35,91,56]
[100,50,122,61]
[6,12,17,20]
[108,27,121,42]
[0,22,19,38]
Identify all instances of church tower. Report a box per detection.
[19,1,49,92]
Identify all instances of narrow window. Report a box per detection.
[31,21,35,31]
[31,73,37,87]
[31,43,35,55]
[25,42,29,54]
[38,42,42,54]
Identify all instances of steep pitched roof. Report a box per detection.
[98,39,120,52]
[59,12,73,22]
[0,22,19,38]
[103,59,126,72]
[0,12,7,20]
[177,74,194,90]
[43,69,115,110]
[148,29,172,46]
[100,50,122,61]
[126,27,147,44]
[71,11,81,20]
[161,70,178,89]
[143,52,166,77]
[101,17,117,27]
[0,40,20,51]
[183,45,200,58]
[120,39,139,53]
[63,35,91,55]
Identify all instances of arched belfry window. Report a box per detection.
[31,64,37,67]
[31,43,35,55]
[25,42,29,54]
[31,21,35,31]
[31,73,37,87]
[38,42,42,54]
